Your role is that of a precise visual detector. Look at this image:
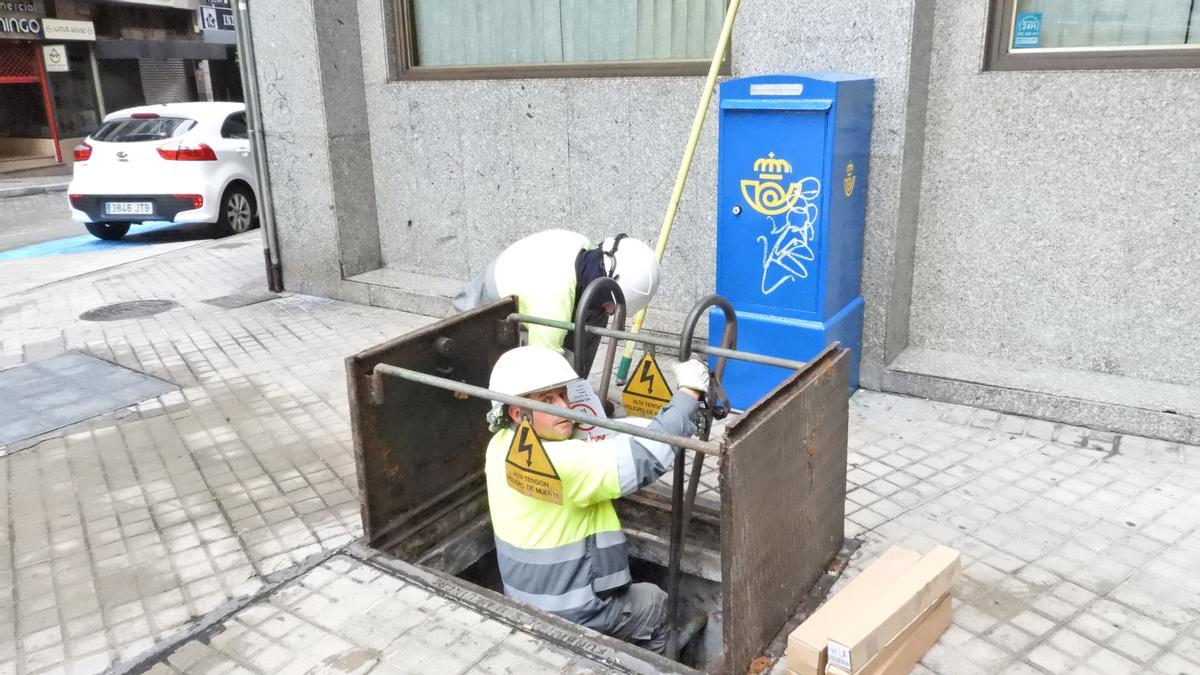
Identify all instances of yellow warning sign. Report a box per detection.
[504,417,563,505]
[622,353,673,418]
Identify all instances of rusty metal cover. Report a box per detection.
[719,347,849,674]
[346,298,519,549]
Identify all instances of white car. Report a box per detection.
[68,101,258,240]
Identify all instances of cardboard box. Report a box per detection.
[785,546,921,675]
[824,546,960,674]
[826,594,952,675]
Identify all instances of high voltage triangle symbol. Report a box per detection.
[504,417,563,505]
[622,353,673,418]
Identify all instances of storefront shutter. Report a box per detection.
[0,41,38,81]
[138,57,189,104]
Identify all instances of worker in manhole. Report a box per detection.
[484,345,708,655]
[453,229,660,374]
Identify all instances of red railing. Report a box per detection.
[1,41,63,163]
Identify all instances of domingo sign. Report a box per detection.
[0,1,44,40]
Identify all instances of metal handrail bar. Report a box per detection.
[508,313,810,371]
[573,278,627,398]
[370,364,722,456]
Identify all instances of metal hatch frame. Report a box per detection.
[346,298,519,553]
[346,297,851,674]
[718,345,849,673]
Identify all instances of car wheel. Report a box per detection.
[85,222,131,241]
[215,185,256,236]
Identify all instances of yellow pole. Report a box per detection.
[616,0,742,383]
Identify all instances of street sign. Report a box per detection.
[622,353,673,418]
[42,44,68,72]
[0,0,44,41]
[504,418,563,505]
[41,19,95,41]
[199,5,234,31]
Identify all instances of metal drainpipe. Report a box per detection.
[233,0,284,292]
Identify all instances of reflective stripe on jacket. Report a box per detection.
[484,391,699,623]
[452,229,590,352]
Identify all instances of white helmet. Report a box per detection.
[487,346,579,428]
[601,235,661,315]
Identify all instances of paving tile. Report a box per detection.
[1153,652,1200,675]
[1011,610,1058,638]
[1027,644,1075,673]
[143,556,607,674]
[983,622,1035,654]
[1048,628,1099,659]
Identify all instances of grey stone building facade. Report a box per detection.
[245,0,1200,444]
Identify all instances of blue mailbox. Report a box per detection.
[711,74,873,409]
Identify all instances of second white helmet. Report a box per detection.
[601,234,661,315]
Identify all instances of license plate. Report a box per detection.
[104,201,153,216]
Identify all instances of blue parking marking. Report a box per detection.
[0,221,180,262]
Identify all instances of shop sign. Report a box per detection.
[199,5,233,32]
[42,18,95,41]
[105,0,201,9]
[42,43,67,72]
[0,0,44,40]
[199,0,233,44]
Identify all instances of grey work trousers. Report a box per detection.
[580,582,669,655]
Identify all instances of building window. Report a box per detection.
[986,0,1200,71]
[391,0,730,80]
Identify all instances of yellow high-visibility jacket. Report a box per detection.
[484,391,698,624]
[452,229,590,352]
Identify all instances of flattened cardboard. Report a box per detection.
[824,546,960,674]
[785,546,921,675]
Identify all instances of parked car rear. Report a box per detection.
[68,102,257,240]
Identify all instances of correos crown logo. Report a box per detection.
[740,152,801,216]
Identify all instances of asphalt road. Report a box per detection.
[0,192,230,256]
[0,192,242,297]
[0,192,82,251]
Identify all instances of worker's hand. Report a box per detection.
[672,358,710,396]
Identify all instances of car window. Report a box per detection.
[92,117,196,143]
[221,113,248,140]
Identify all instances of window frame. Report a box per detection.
[985,0,1200,72]
[388,0,732,81]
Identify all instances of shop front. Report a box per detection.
[0,2,102,173]
[43,17,103,164]
[0,1,60,170]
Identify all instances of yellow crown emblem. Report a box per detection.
[741,151,801,216]
[753,152,792,179]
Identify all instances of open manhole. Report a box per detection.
[347,299,854,673]
[80,299,179,322]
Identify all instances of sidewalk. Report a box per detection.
[0,232,1197,674]
[0,175,71,200]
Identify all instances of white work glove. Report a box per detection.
[672,358,710,394]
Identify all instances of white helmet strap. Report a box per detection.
[602,234,627,275]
